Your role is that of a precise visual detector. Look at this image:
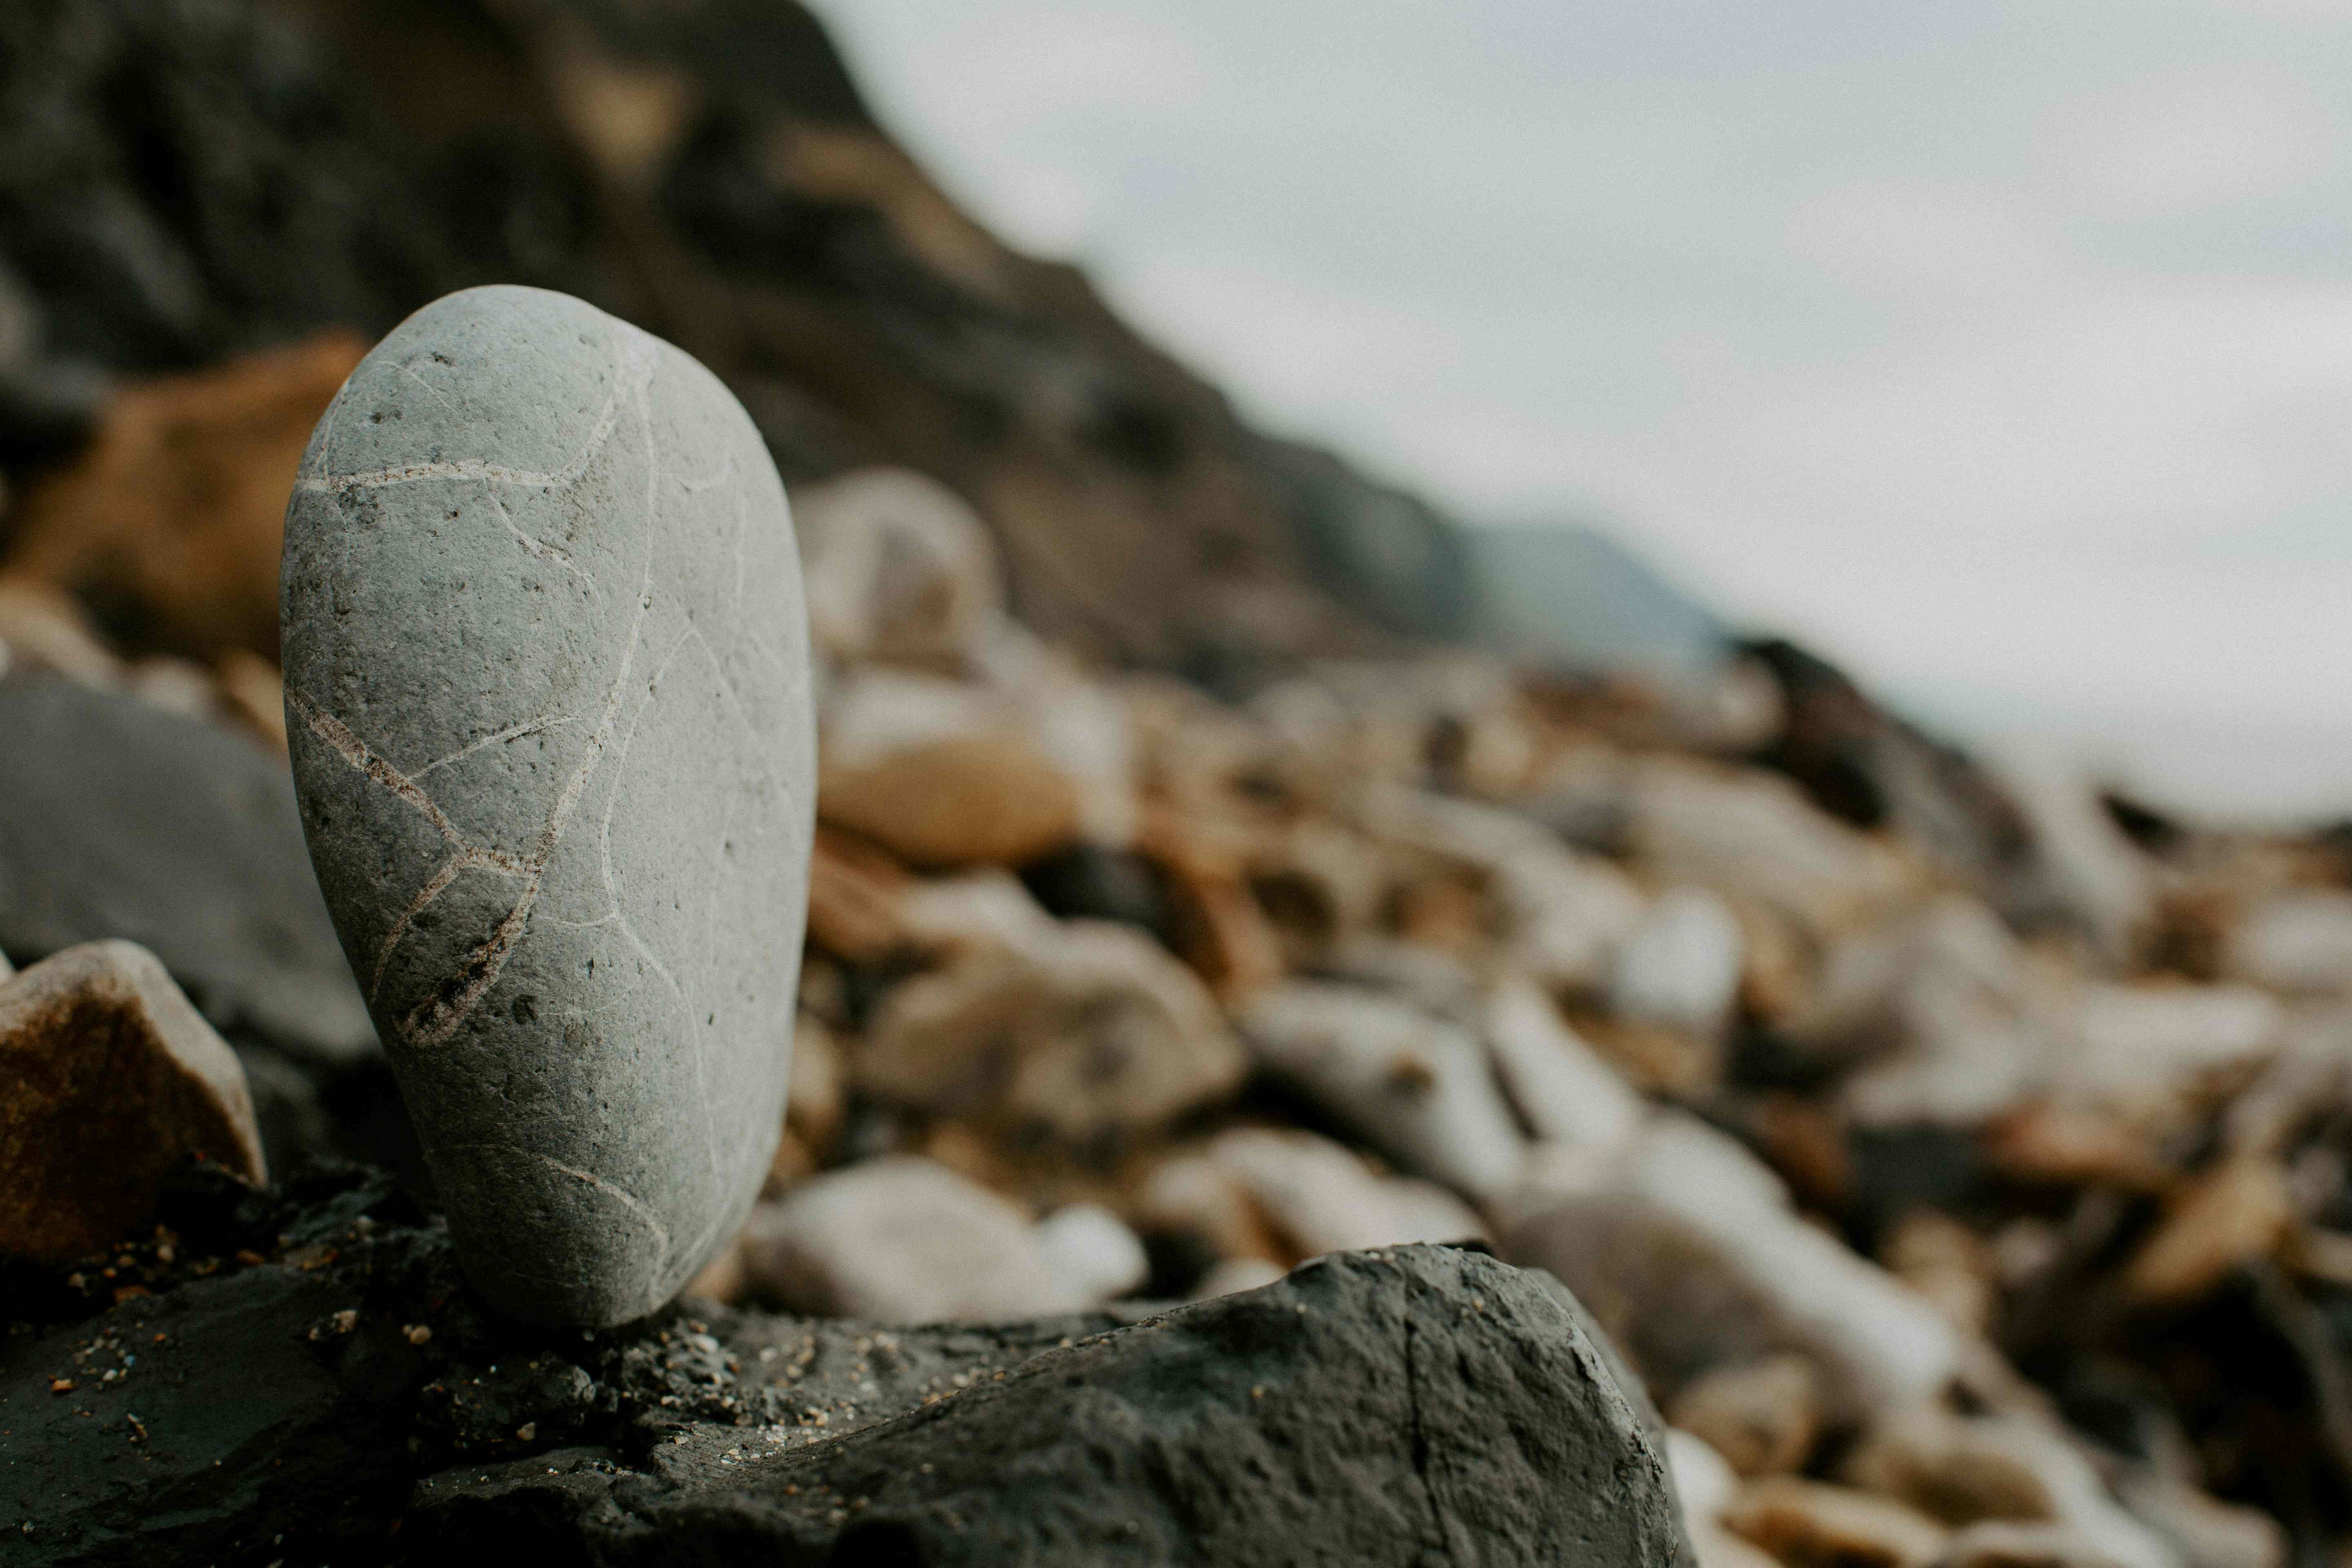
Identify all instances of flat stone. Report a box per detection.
[280,285,815,1325]
[572,1245,1681,1568]
[0,940,265,1262]
[2,1166,1680,1568]
[0,671,374,1062]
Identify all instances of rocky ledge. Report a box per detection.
[0,1162,1682,1568]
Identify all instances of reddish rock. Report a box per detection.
[0,940,265,1263]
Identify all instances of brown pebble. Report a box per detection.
[0,942,267,1263]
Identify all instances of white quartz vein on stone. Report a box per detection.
[452,1142,674,1267]
[296,329,655,495]
[414,709,579,779]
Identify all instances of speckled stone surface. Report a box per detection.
[280,285,813,1325]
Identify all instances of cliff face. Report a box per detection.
[0,0,1466,675]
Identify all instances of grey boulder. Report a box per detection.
[281,285,814,1325]
[0,672,374,1062]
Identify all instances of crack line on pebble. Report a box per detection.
[484,487,589,584]
[398,359,464,416]
[294,328,653,494]
[414,707,579,778]
[449,1143,671,1263]
[675,449,735,494]
[290,690,531,875]
[682,618,784,799]
[398,535,661,1051]
[370,856,468,1000]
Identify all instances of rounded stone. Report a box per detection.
[280,285,814,1325]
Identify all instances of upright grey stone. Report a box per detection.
[280,285,814,1325]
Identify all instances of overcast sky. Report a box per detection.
[814,1,2352,820]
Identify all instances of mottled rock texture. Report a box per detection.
[0,1163,1682,1568]
[281,285,814,1325]
[0,940,264,1262]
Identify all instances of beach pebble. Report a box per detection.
[1238,980,1528,1196]
[1724,1476,1949,1568]
[281,285,814,1325]
[739,1155,1086,1322]
[1611,887,1745,1038]
[0,940,265,1262]
[1668,1353,1822,1478]
[2226,890,2352,995]
[1034,1201,1151,1304]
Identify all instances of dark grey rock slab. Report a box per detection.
[0,672,374,1062]
[552,1244,1684,1568]
[0,1164,1679,1568]
[281,285,816,1326]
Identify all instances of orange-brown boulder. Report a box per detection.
[7,332,366,662]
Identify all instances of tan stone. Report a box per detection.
[1724,1476,1949,1568]
[1505,1117,1961,1419]
[214,649,288,753]
[543,28,699,189]
[1882,1211,1998,1335]
[1363,786,1645,988]
[1942,1520,2130,1568]
[1841,1406,2058,1527]
[2224,890,2352,996]
[1982,1100,2173,1193]
[761,1126,815,1200]
[1238,980,1528,1196]
[0,571,122,687]
[1483,976,1645,1151]
[2122,1158,2292,1305]
[8,333,366,662]
[820,732,1078,870]
[1672,1430,1794,1568]
[681,1235,747,1305]
[1625,757,1915,937]
[787,1014,846,1160]
[804,826,914,960]
[0,940,265,1263]
[1667,1354,1822,1478]
[1188,1126,1486,1259]
[1839,1405,2175,1568]
[857,919,1243,1143]
[1244,817,1388,969]
[1138,801,1288,998]
[126,655,218,722]
[2111,1475,2284,1568]
[1813,896,2055,1129]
